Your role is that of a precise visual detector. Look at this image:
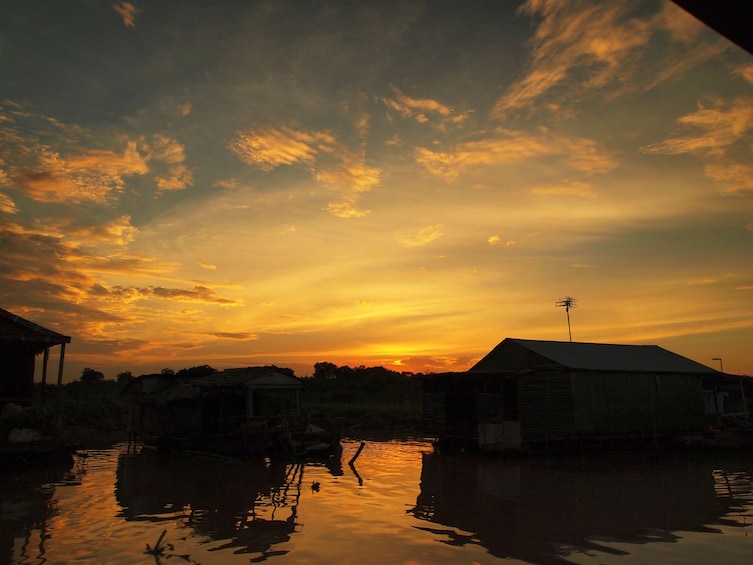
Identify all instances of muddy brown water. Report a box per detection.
[2,439,753,564]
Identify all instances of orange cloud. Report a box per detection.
[414,128,617,181]
[0,192,17,214]
[1,104,194,201]
[150,285,241,305]
[147,134,194,192]
[208,331,259,341]
[492,1,714,119]
[229,126,380,218]
[734,64,753,85]
[32,215,138,246]
[229,127,321,170]
[113,2,138,28]
[395,225,444,247]
[382,85,472,129]
[704,162,753,193]
[13,140,149,204]
[642,97,753,193]
[90,283,242,306]
[529,180,597,198]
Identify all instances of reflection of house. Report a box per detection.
[0,307,70,407]
[128,367,303,457]
[116,450,300,556]
[414,450,736,564]
[422,338,731,452]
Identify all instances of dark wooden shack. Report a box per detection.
[422,338,720,452]
[0,307,71,407]
[129,366,304,457]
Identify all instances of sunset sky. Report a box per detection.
[2,0,752,381]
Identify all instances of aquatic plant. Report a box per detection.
[144,530,201,564]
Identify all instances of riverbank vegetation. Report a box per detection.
[302,362,422,434]
[8,362,423,445]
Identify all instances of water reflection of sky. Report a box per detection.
[2,442,753,564]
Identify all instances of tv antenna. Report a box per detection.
[556,296,577,342]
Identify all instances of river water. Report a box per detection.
[2,439,753,564]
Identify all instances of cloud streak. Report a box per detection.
[229,126,380,218]
[414,128,618,181]
[492,0,716,119]
[642,97,753,192]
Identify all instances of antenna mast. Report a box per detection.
[555,296,577,342]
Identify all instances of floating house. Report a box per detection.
[422,338,739,452]
[128,366,337,458]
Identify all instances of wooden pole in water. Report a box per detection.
[348,441,365,466]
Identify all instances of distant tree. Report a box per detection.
[313,362,337,380]
[175,365,216,379]
[161,368,175,375]
[80,367,105,383]
[116,371,134,386]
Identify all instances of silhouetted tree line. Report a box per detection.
[18,362,421,436]
[303,362,421,405]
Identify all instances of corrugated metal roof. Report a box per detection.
[473,338,717,374]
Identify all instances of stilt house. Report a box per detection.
[128,366,303,457]
[0,307,71,407]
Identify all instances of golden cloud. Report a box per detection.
[556,137,619,175]
[395,224,444,247]
[147,134,194,192]
[642,97,753,193]
[384,86,453,117]
[314,157,380,195]
[0,192,17,214]
[208,331,259,341]
[229,127,320,170]
[2,105,194,202]
[212,177,239,189]
[414,128,616,181]
[734,64,753,85]
[113,2,138,28]
[704,162,753,193]
[492,0,711,119]
[0,217,185,317]
[383,85,472,129]
[32,215,138,246]
[230,126,380,218]
[90,283,242,306]
[13,141,149,204]
[678,98,753,145]
[149,285,241,305]
[493,2,649,117]
[687,273,738,286]
[325,200,370,219]
[529,180,597,198]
